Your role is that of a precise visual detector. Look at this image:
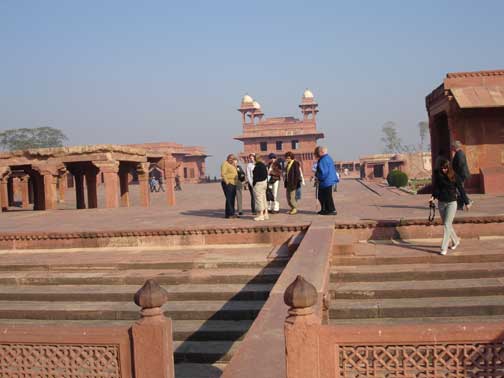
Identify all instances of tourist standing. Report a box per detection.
[430,158,462,255]
[451,140,473,210]
[174,175,182,191]
[220,154,238,218]
[284,151,302,215]
[315,146,338,215]
[234,158,246,216]
[246,153,257,214]
[253,155,269,221]
[158,175,165,192]
[267,153,282,214]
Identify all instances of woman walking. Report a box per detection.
[430,158,462,255]
[284,151,302,215]
[253,155,269,221]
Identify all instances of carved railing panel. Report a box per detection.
[0,343,121,378]
[339,343,504,378]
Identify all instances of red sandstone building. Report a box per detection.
[234,90,324,175]
[426,69,504,194]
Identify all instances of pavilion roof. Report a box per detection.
[451,86,504,108]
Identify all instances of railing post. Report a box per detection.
[284,275,321,378]
[132,279,174,378]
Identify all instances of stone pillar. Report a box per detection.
[20,176,30,209]
[95,161,119,209]
[132,280,174,378]
[58,174,67,203]
[42,173,58,210]
[163,156,177,206]
[7,178,14,207]
[383,162,389,180]
[137,162,150,208]
[85,172,98,209]
[74,173,86,209]
[0,178,8,212]
[284,275,321,378]
[119,170,130,207]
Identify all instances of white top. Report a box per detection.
[246,162,255,186]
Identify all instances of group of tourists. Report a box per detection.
[220,146,339,220]
[430,140,474,255]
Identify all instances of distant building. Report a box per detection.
[426,69,504,194]
[358,152,432,180]
[127,142,208,184]
[234,90,324,175]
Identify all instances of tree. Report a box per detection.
[417,121,430,151]
[381,121,403,153]
[0,127,68,151]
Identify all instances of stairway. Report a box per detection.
[329,238,504,324]
[0,244,288,378]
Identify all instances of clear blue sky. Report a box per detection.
[1,1,503,175]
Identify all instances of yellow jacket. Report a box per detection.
[221,161,237,185]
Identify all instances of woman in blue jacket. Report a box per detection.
[315,146,338,215]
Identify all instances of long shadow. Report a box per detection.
[378,205,430,210]
[375,240,440,255]
[173,235,297,377]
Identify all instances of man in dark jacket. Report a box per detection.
[451,140,473,210]
[284,151,302,215]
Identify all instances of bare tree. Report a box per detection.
[381,121,403,153]
[418,121,430,152]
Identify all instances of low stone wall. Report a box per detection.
[0,224,309,250]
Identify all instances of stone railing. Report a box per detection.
[222,219,334,378]
[284,276,504,378]
[0,280,174,378]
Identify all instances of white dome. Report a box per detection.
[303,89,314,99]
[242,94,254,104]
[253,101,261,109]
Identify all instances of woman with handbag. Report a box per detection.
[430,158,463,255]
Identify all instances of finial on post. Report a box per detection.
[284,275,317,316]
[134,279,169,319]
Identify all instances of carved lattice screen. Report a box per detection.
[0,343,121,378]
[339,343,504,378]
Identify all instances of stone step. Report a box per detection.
[174,340,239,363]
[0,284,273,302]
[330,262,504,282]
[0,318,252,342]
[175,362,225,378]
[0,300,265,321]
[329,314,504,326]
[330,295,504,319]
[0,267,283,285]
[332,250,504,266]
[330,277,504,299]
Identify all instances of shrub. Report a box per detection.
[387,170,408,188]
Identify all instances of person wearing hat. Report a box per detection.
[220,154,238,218]
[451,140,473,210]
[267,152,282,214]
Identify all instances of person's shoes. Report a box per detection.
[289,208,298,215]
[270,210,279,214]
[465,201,474,211]
[322,211,337,215]
[317,210,327,215]
[254,215,265,221]
[440,249,447,256]
[238,212,243,216]
[264,213,270,220]
[251,212,257,215]
[449,240,460,250]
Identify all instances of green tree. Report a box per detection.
[417,121,430,151]
[0,127,68,151]
[381,121,403,153]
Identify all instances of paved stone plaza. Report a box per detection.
[1,178,503,233]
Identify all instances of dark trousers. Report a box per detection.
[221,181,236,217]
[457,179,470,209]
[318,185,336,213]
[247,183,256,213]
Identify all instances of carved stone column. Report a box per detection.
[137,162,150,208]
[74,172,86,209]
[42,173,58,210]
[284,275,321,378]
[20,176,30,209]
[119,169,130,207]
[85,172,98,209]
[58,173,67,203]
[0,177,8,212]
[132,280,174,378]
[163,155,177,206]
[95,161,119,209]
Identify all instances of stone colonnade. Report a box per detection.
[0,145,178,212]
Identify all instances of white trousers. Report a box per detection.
[268,180,280,211]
